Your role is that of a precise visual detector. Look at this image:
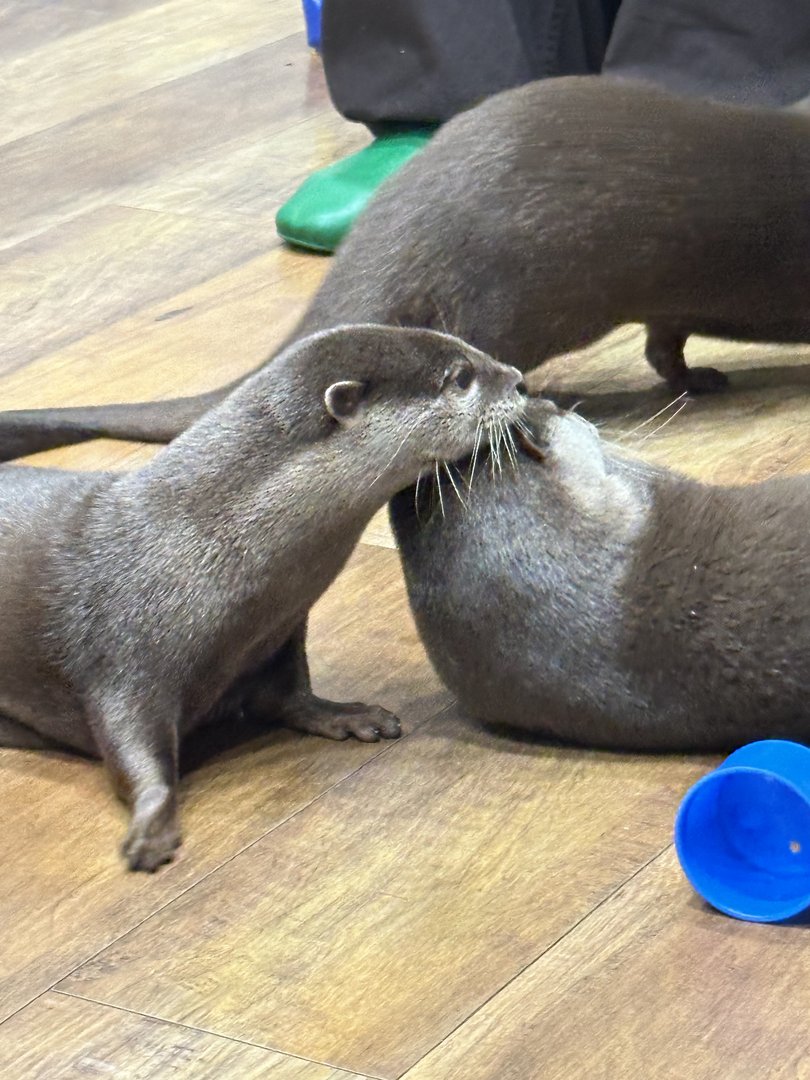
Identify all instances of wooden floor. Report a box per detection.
[2,3,810,1077]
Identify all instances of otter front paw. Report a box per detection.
[122,820,181,873]
[287,702,402,743]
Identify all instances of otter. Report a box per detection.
[2,75,810,459]
[389,396,810,751]
[0,325,525,870]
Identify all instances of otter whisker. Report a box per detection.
[495,418,506,468]
[512,420,534,448]
[509,428,520,467]
[434,460,446,519]
[503,422,519,469]
[623,392,687,438]
[493,421,504,476]
[567,412,601,441]
[640,398,689,442]
[368,416,422,489]
[414,467,427,525]
[468,419,484,488]
[443,461,466,507]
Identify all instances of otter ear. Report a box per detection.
[324,380,367,424]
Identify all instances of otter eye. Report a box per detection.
[442,357,475,392]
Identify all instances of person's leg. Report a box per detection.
[277,0,620,253]
[323,0,537,126]
[604,0,810,106]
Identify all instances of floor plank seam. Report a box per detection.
[0,22,305,157]
[110,201,288,239]
[1,49,291,157]
[0,217,289,375]
[0,205,115,255]
[0,105,335,253]
[0,985,60,1034]
[0,19,306,152]
[359,539,397,552]
[50,987,385,1079]
[116,200,287,228]
[394,842,675,1079]
[25,702,458,1015]
[0,0,181,65]
[115,28,318,123]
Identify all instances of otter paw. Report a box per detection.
[290,704,402,743]
[122,822,181,873]
[682,366,729,395]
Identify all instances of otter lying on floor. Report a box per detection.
[391,397,810,751]
[0,326,524,871]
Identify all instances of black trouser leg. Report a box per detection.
[321,0,621,126]
[603,0,810,106]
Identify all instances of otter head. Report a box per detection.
[512,396,645,522]
[279,324,527,499]
[516,397,604,471]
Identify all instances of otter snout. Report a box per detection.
[480,362,529,424]
[507,368,531,399]
[499,364,525,395]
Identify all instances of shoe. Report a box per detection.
[275,126,436,253]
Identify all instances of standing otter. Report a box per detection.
[2,75,810,459]
[390,396,810,751]
[0,325,525,870]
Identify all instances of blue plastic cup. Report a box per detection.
[675,740,810,922]
[303,0,322,49]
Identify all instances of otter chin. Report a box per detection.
[391,396,810,752]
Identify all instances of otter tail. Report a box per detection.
[0,384,239,462]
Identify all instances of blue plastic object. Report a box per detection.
[675,740,810,923]
[303,0,322,49]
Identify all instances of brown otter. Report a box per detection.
[2,75,810,459]
[0,325,525,870]
[389,396,810,751]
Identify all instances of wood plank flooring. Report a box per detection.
[0,993,369,1079]
[1,3,809,1077]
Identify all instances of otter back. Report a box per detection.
[2,76,810,458]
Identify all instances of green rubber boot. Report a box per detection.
[275,126,437,254]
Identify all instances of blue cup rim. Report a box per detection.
[675,764,810,923]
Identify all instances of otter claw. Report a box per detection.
[122,824,181,873]
[287,704,402,743]
[679,366,729,395]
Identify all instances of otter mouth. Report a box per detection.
[406,414,547,527]
[410,403,547,521]
[437,413,545,482]
[477,413,546,467]
[514,423,546,462]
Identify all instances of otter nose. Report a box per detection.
[504,365,524,391]
[516,380,528,395]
